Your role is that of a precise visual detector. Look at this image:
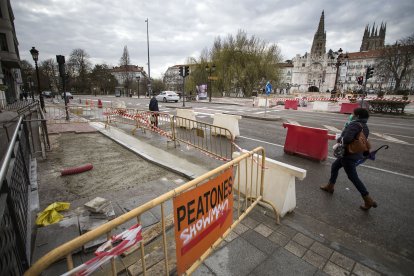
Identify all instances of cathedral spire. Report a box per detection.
[316,10,325,34]
[310,11,326,57]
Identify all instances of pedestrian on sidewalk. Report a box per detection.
[321,108,377,210]
[149,95,159,127]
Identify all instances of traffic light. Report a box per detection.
[184,66,190,77]
[179,66,184,77]
[366,66,374,80]
[357,76,364,85]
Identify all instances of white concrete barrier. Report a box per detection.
[258,98,269,107]
[312,101,329,111]
[176,109,197,129]
[114,101,126,109]
[233,152,306,217]
[212,113,242,138]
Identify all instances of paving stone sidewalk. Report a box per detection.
[194,206,381,276]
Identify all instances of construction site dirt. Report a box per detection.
[37,131,187,210]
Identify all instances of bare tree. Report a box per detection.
[39,59,60,93]
[119,45,133,96]
[376,33,414,91]
[20,60,35,94]
[68,48,92,93]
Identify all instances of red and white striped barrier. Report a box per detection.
[61,224,142,276]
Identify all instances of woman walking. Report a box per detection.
[320,108,377,210]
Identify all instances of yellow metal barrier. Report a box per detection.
[173,116,234,161]
[104,108,234,161]
[25,147,278,276]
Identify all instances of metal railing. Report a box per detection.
[0,116,32,275]
[1,101,50,158]
[25,147,279,276]
[173,116,234,161]
[44,105,106,124]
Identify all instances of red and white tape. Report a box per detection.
[61,224,142,276]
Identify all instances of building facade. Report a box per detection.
[0,0,21,104]
[110,65,147,96]
[287,11,338,93]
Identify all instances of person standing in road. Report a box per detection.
[149,95,159,127]
[320,108,377,211]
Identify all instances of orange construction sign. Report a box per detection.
[173,168,234,275]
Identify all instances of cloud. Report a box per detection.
[13,0,414,78]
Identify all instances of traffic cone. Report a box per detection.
[98,99,103,108]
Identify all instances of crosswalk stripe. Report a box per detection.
[370,132,410,145]
[323,125,342,133]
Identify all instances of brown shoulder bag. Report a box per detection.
[347,123,371,154]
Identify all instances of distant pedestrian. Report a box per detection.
[23,91,28,100]
[320,108,377,210]
[149,95,159,127]
[20,93,24,101]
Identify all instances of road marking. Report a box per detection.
[383,133,414,139]
[286,120,301,125]
[238,135,414,179]
[370,132,410,145]
[238,136,284,148]
[323,125,342,133]
[194,112,213,117]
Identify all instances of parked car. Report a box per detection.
[61,92,73,99]
[155,91,179,102]
[41,91,54,98]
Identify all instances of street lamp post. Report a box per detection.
[145,18,152,96]
[30,47,45,110]
[333,48,349,94]
[136,75,140,98]
[205,64,216,102]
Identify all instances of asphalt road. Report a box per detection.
[71,95,414,262]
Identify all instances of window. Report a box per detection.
[302,63,305,67]
[0,33,8,51]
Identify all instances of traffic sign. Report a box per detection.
[265,81,272,95]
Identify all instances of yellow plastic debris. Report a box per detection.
[36,202,70,226]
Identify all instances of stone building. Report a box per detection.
[280,11,413,94]
[110,65,147,96]
[0,0,21,105]
[360,23,386,52]
[288,11,338,93]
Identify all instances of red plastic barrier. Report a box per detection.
[282,123,336,161]
[61,163,93,176]
[284,100,298,110]
[340,103,359,114]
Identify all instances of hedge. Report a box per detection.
[368,100,410,114]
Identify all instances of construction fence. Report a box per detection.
[45,104,234,162]
[25,147,279,275]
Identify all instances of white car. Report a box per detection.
[156,91,179,102]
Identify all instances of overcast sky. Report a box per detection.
[13,0,414,78]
